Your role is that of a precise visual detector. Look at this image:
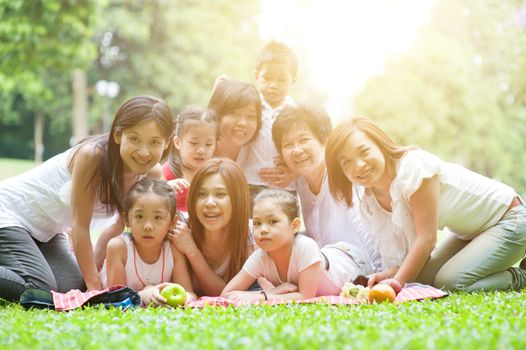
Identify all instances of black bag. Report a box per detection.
[19,286,141,310]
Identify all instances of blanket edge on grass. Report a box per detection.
[187,283,448,308]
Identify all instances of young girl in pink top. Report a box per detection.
[222,189,374,301]
[162,106,217,213]
[102,177,196,306]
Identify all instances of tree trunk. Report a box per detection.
[34,110,44,163]
[71,68,88,146]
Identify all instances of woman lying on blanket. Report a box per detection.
[169,158,255,296]
[101,177,196,306]
[325,116,526,292]
[221,189,375,301]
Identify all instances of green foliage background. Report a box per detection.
[353,0,526,192]
[1,0,526,192]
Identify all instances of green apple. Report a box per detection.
[161,283,187,307]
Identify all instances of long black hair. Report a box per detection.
[70,96,174,214]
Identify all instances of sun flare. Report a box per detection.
[258,0,433,120]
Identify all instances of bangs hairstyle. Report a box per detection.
[254,189,299,223]
[255,41,298,78]
[325,116,416,207]
[208,79,262,142]
[168,106,218,178]
[124,177,177,221]
[272,104,332,154]
[186,158,250,282]
[70,95,174,215]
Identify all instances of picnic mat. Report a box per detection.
[187,283,448,307]
[45,283,447,311]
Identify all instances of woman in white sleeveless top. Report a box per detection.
[0,96,174,301]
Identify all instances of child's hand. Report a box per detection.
[269,282,297,295]
[257,165,295,188]
[138,283,169,307]
[367,266,399,288]
[379,278,403,295]
[257,278,297,295]
[167,178,190,194]
[168,222,198,257]
[257,156,296,188]
[185,292,197,305]
[257,277,275,290]
[274,164,296,188]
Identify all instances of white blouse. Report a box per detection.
[360,150,515,268]
[296,173,381,270]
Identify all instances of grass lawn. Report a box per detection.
[1,291,525,349]
[0,158,36,181]
[1,157,525,349]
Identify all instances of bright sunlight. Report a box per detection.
[258,0,433,120]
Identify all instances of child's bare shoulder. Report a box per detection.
[107,235,127,253]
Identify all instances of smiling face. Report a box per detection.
[114,119,169,175]
[252,199,299,254]
[195,173,232,234]
[255,62,295,108]
[127,192,174,249]
[174,123,216,171]
[337,130,387,188]
[219,102,259,147]
[281,124,325,176]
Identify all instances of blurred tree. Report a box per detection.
[89,0,263,128]
[0,0,97,160]
[354,0,526,192]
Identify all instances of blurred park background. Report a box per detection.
[1,0,525,193]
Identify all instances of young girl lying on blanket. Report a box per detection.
[101,177,196,306]
[221,189,375,301]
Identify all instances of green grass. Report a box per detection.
[0,158,36,180]
[1,157,524,349]
[1,291,525,349]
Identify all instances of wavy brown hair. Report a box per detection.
[325,116,416,207]
[186,158,250,282]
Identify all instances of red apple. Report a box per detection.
[161,283,187,307]
[368,283,396,303]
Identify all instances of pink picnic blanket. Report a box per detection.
[52,285,128,311]
[187,283,448,307]
[52,283,446,311]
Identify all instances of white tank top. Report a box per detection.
[0,149,116,242]
[101,233,174,290]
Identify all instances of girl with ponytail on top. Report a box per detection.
[162,106,218,213]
